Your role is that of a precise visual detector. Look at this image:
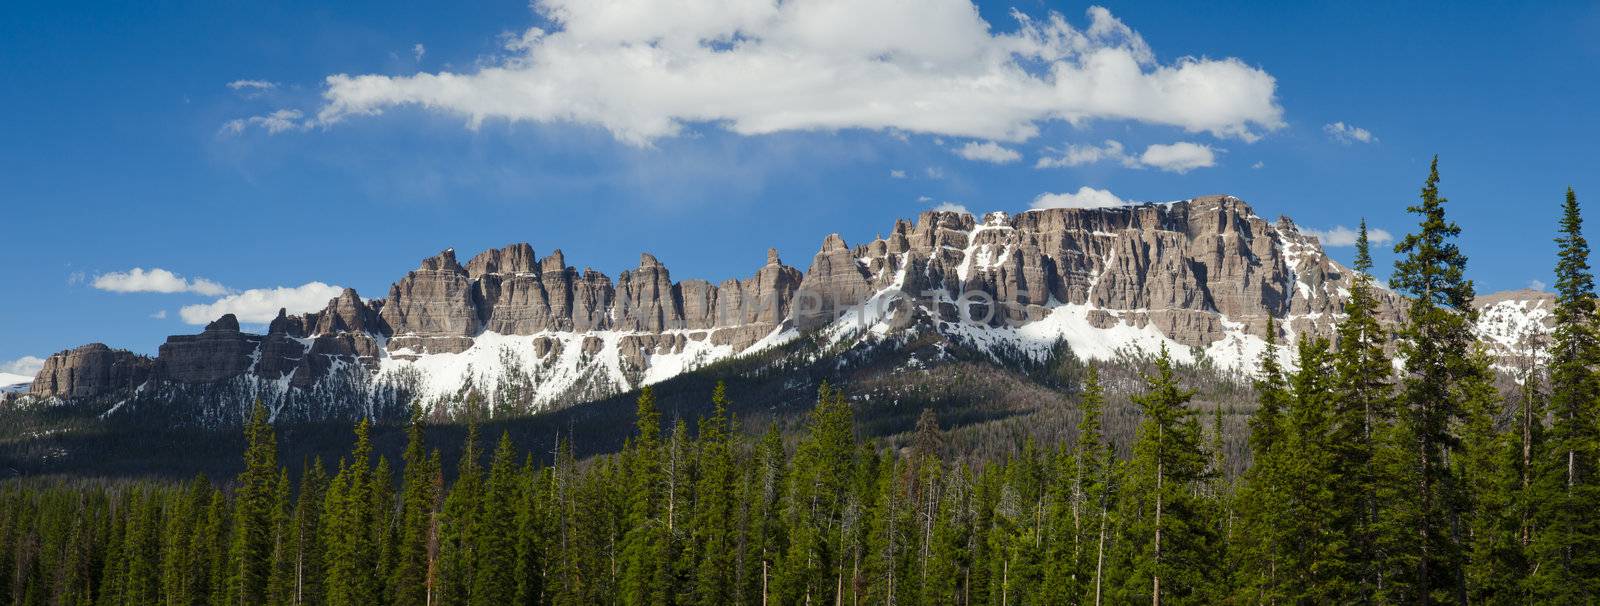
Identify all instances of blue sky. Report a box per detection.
[3,0,1599,375]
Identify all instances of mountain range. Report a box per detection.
[4,195,1553,428]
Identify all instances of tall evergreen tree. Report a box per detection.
[393,413,440,606]
[691,382,737,606]
[777,384,856,605]
[621,386,665,606]
[1234,319,1291,603]
[291,458,329,606]
[1530,186,1600,601]
[438,421,484,606]
[471,433,521,606]
[1381,156,1481,603]
[230,400,278,606]
[1111,347,1219,605]
[1328,219,1393,600]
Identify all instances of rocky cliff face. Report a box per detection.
[29,343,157,399]
[16,195,1547,423]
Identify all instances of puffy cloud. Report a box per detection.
[1137,142,1215,173]
[151,310,168,320]
[1,356,45,377]
[1527,279,1547,291]
[889,169,907,179]
[1324,121,1376,144]
[1251,161,1264,169]
[930,201,970,214]
[1035,139,1134,169]
[1302,225,1394,247]
[955,141,1021,164]
[92,268,229,296]
[1031,186,1128,209]
[1036,139,1214,173]
[412,43,426,61]
[308,2,1283,145]
[220,109,310,136]
[179,282,345,325]
[924,167,945,179]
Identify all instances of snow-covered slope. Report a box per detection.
[0,372,32,393]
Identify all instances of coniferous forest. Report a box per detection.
[4,161,1600,605]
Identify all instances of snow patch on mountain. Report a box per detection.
[0,372,32,393]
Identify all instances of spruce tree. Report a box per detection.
[470,433,520,606]
[1381,156,1481,603]
[690,382,736,606]
[620,386,665,606]
[1233,319,1291,603]
[437,421,483,606]
[1530,186,1600,601]
[777,384,856,605]
[1112,347,1219,605]
[230,400,278,606]
[1328,219,1393,600]
[393,413,439,606]
[291,458,328,606]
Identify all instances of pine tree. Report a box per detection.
[471,433,521,606]
[744,423,786,606]
[1461,347,1527,602]
[777,383,856,605]
[1280,337,1342,601]
[691,382,736,606]
[393,413,439,606]
[1072,366,1116,606]
[266,468,294,606]
[1233,319,1292,603]
[230,400,279,606]
[1380,156,1481,603]
[620,386,665,606]
[438,422,484,606]
[291,458,328,606]
[1112,347,1218,605]
[324,419,382,606]
[1529,186,1600,601]
[1327,219,1393,600]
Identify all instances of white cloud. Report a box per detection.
[1036,139,1214,173]
[930,201,970,214]
[1,356,45,377]
[227,80,278,100]
[227,79,277,91]
[955,141,1021,164]
[1302,225,1394,247]
[179,282,345,325]
[1324,121,1376,144]
[309,3,1284,146]
[1031,186,1129,210]
[1527,279,1547,291]
[1035,139,1135,169]
[67,271,86,285]
[220,109,310,136]
[151,310,168,320]
[889,169,907,179]
[1251,161,1264,169]
[1137,142,1215,173]
[412,43,427,61]
[92,268,229,296]
[924,167,945,179]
